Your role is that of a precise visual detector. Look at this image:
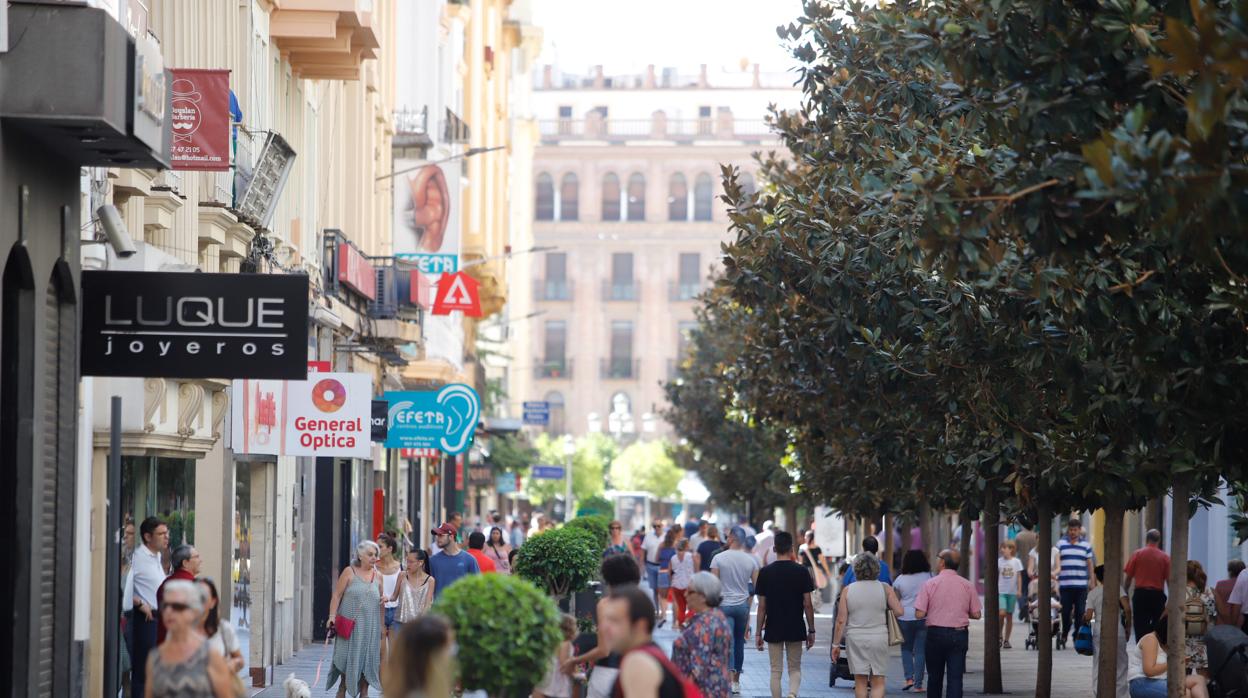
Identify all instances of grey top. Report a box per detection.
[711,549,760,607]
[150,640,215,698]
[845,580,889,634]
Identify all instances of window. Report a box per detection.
[668,173,688,221]
[535,172,554,221]
[542,253,569,300]
[606,320,635,378]
[675,253,701,300]
[558,106,573,118]
[544,391,566,433]
[558,106,573,136]
[602,173,621,221]
[559,173,579,221]
[627,173,646,221]
[677,320,697,356]
[540,321,568,378]
[698,105,713,135]
[607,253,636,300]
[694,173,714,221]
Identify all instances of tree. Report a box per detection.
[565,514,610,552]
[608,440,684,500]
[524,433,612,506]
[513,527,601,600]
[486,433,538,473]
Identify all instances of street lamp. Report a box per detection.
[563,434,576,522]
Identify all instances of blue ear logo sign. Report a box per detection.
[384,384,480,455]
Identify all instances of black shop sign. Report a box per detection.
[81,270,309,379]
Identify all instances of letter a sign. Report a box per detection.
[431,271,482,317]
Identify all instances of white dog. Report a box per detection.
[283,674,311,698]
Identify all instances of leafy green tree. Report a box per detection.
[486,433,538,473]
[513,527,601,600]
[608,440,684,500]
[576,494,613,518]
[564,515,610,552]
[524,433,612,505]
[432,574,559,697]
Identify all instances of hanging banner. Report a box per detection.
[80,270,308,379]
[169,68,231,171]
[431,270,482,317]
[230,372,373,458]
[371,400,389,442]
[384,384,480,454]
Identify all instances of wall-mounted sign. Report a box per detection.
[396,253,458,275]
[522,400,550,426]
[371,400,388,442]
[531,465,566,480]
[308,361,332,373]
[338,241,377,300]
[81,270,308,379]
[399,447,442,459]
[496,472,520,494]
[431,270,482,317]
[169,68,231,171]
[230,372,373,458]
[384,384,480,455]
[467,464,494,487]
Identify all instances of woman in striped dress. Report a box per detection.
[327,541,384,698]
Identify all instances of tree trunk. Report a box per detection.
[983,490,1003,693]
[884,512,896,572]
[958,506,973,579]
[1166,484,1190,698]
[1098,505,1126,698]
[1035,501,1054,698]
[919,499,933,561]
[901,512,912,555]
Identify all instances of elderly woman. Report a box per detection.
[832,553,904,698]
[146,580,236,698]
[671,571,734,698]
[327,540,385,698]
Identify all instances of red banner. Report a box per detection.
[338,243,377,300]
[169,69,231,171]
[431,270,482,317]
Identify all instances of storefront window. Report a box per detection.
[234,461,252,629]
[121,456,195,548]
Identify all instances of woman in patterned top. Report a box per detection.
[1185,560,1218,676]
[147,580,236,698]
[671,571,733,698]
[606,521,630,557]
[326,541,385,698]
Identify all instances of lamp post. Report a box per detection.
[563,434,576,522]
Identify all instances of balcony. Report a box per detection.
[535,359,572,379]
[602,280,638,301]
[669,281,702,301]
[538,116,772,144]
[601,357,639,380]
[534,279,573,301]
[394,106,432,149]
[270,0,379,81]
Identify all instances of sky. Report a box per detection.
[528,0,805,75]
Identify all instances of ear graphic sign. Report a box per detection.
[436,384,479,453]
[408,165,450,252]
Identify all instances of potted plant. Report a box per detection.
[432,573,560,697]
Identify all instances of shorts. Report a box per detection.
[384,606,398,629]
[657,572,672,589]
[1129,677,1167,698]
[645,562,660,591]
[999,594,1017,614]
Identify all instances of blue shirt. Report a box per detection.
[842,557,892,586]
[429,550,479,597]
[1057,537,1094,588]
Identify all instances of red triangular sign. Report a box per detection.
[431,271,483,317]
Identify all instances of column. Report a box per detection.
[195,437,233,613]
[248,460,275,688]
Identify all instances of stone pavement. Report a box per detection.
[250,607,1097,697]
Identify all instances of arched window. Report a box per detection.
[740,172,757,198]
[667,173,688,221]
[626,173,646,221]
[602,173,621,221]
[693,173,714,221]
[560,173,579,221]
[544,391,566,433]
[535,172,554,221]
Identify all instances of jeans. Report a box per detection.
[645,562,660,594]
[925,626,968,698]
[721,602,750,674]
[1060,586,1089,642]
[767,641,803,698]
[1131,588,1166,643]
[130,611,158,698]
[1129,677,1168,698]
[899,619,927,688]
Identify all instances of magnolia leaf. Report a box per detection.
[1081,140,1115,186]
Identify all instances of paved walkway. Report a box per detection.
[249,606,1096,697]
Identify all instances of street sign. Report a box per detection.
[531,465,565,480]
[522,400,550,425]
[431,270,482,317]
[384,384,481,454]
[496,472,520,494]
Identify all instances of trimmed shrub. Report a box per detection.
[565,514,610,551]
[432,573,560,697]
[514,526,600,598]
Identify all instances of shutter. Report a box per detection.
[36,281,59,695]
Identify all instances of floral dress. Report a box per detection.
[1185,586,1217,671]
[671,608,733,698]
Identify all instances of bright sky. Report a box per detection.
[529,0,805,75]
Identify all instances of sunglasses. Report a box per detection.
[163,602,193,613]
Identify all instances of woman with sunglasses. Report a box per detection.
[146,579,236,697]
[327,540,385,698]
[605,521,629,556]
[391,549,436,624]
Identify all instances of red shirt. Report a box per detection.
[155,568,197,643]
[468,549,497,573]
[1124,546,1170,591]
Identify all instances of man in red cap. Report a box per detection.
[428,522,479,598]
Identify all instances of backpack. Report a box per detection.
[1186,592,1211,637]
[1074,624,1095,656]
[614,645,704,698]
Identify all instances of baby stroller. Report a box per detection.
[1207,625,1248,697]
[1024,580,1062,651]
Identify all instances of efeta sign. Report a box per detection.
[384,384,480,455]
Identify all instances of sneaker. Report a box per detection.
[731,681,740,694]
[1003,640,1012,649]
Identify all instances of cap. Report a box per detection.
[431,523,457,536]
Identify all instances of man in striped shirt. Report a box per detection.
[1057,518,1095,648]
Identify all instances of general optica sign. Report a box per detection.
[169,68,231,171]
[80,270,308,379]
[230,372,373,458]
[384,384,480,455]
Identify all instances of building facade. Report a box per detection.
[507,64,794,439]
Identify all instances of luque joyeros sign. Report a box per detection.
[384,384,480,455]
[81,270,308,379]
[230,372,372,458]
